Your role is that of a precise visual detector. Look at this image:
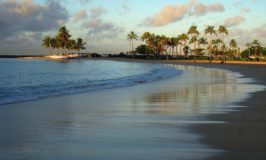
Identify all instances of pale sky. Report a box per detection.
[0,0,265,55]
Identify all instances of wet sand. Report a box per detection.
[176,62,266,160]
[0,59,265,160]
[110,58,266,159]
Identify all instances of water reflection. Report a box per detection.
[131,65,261,115]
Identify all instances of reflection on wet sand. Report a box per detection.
[131,65,258,115]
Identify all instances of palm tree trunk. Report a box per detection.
[171,47,174,57]
[248,48,251,61]
[132,40,134,53]
[131,40,135,58]
[166,49,168,60]
[179,45,182,56]
[194,39,196,62]
[175,46,178,57]
[209,34,212,63]
[221,34,225,64]
[48,47,52,55]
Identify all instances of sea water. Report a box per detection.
[0,59,182,105]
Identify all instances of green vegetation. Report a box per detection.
[42,26,86,55]
[128,25,265,62]
[127,31,138,54]
[241,40,266,61]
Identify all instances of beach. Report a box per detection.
[112,59,266,159]
[175,61,266,159]
[0,59,266,160]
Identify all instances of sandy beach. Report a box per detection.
[0,58,266,160]
[110,58,266,159]
[177,61,266,160]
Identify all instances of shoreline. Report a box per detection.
[0,58,265,159]
[2,61,243,160]
[1,55,266,65]
[108,58,266,159]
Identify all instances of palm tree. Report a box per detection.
[159,35,169,60]
[211,39,218,57]
[177,35,184,56]
[189,35,198,61]
[166,37,175,57]
[188,25,199,62]
[198,37,208,55]
[215,39,223,57]
[55,36,61,54]
[171,37,179,56]
[66,39,76,54]
[252,40,261,59]
[50,38,58,55]
[57,26,71,54]
[127,31,138,55]
[183,45,190,56]
[42,36,52,55]
[221,43,227,59]
[218,25,229,63]
[230,39,237,58]
[175,37,182,56]
[141,32,151,57]
[246,42,252,60]
[147,35,166,59]
[147,33,156,58]
[179,33,189,56]
[76,38,86,53]
[205,25,216,62]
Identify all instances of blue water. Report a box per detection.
[0,59,182,105]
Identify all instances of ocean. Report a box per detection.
[0,59,182,105]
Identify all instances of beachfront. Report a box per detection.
[0,58,266,160]
[1,0,266,159]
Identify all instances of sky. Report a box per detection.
[0,0,265,55]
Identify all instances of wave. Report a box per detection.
[0,66,183,105]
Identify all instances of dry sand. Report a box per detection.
[109,58,266,160]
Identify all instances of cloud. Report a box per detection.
[145,5,189,27]
[224,15,246,27]
[0,0,69,41]
[234,0,243,7]
[193,3,224,15]
[240,7,250,13]
[79,6,124,40]
[229,24,266,48]
[252,24,266,38]
[142,1,193,27]
[118,4,130,16]
[72,7,106,23]
[142,0,225,27]
[79,0,91,4]
[82,18,124,39]
[73,9,88,22]
[90,7,106,18]
[0,31,45,54]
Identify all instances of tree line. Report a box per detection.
[42,26,86,55]
[127,25,265,62]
